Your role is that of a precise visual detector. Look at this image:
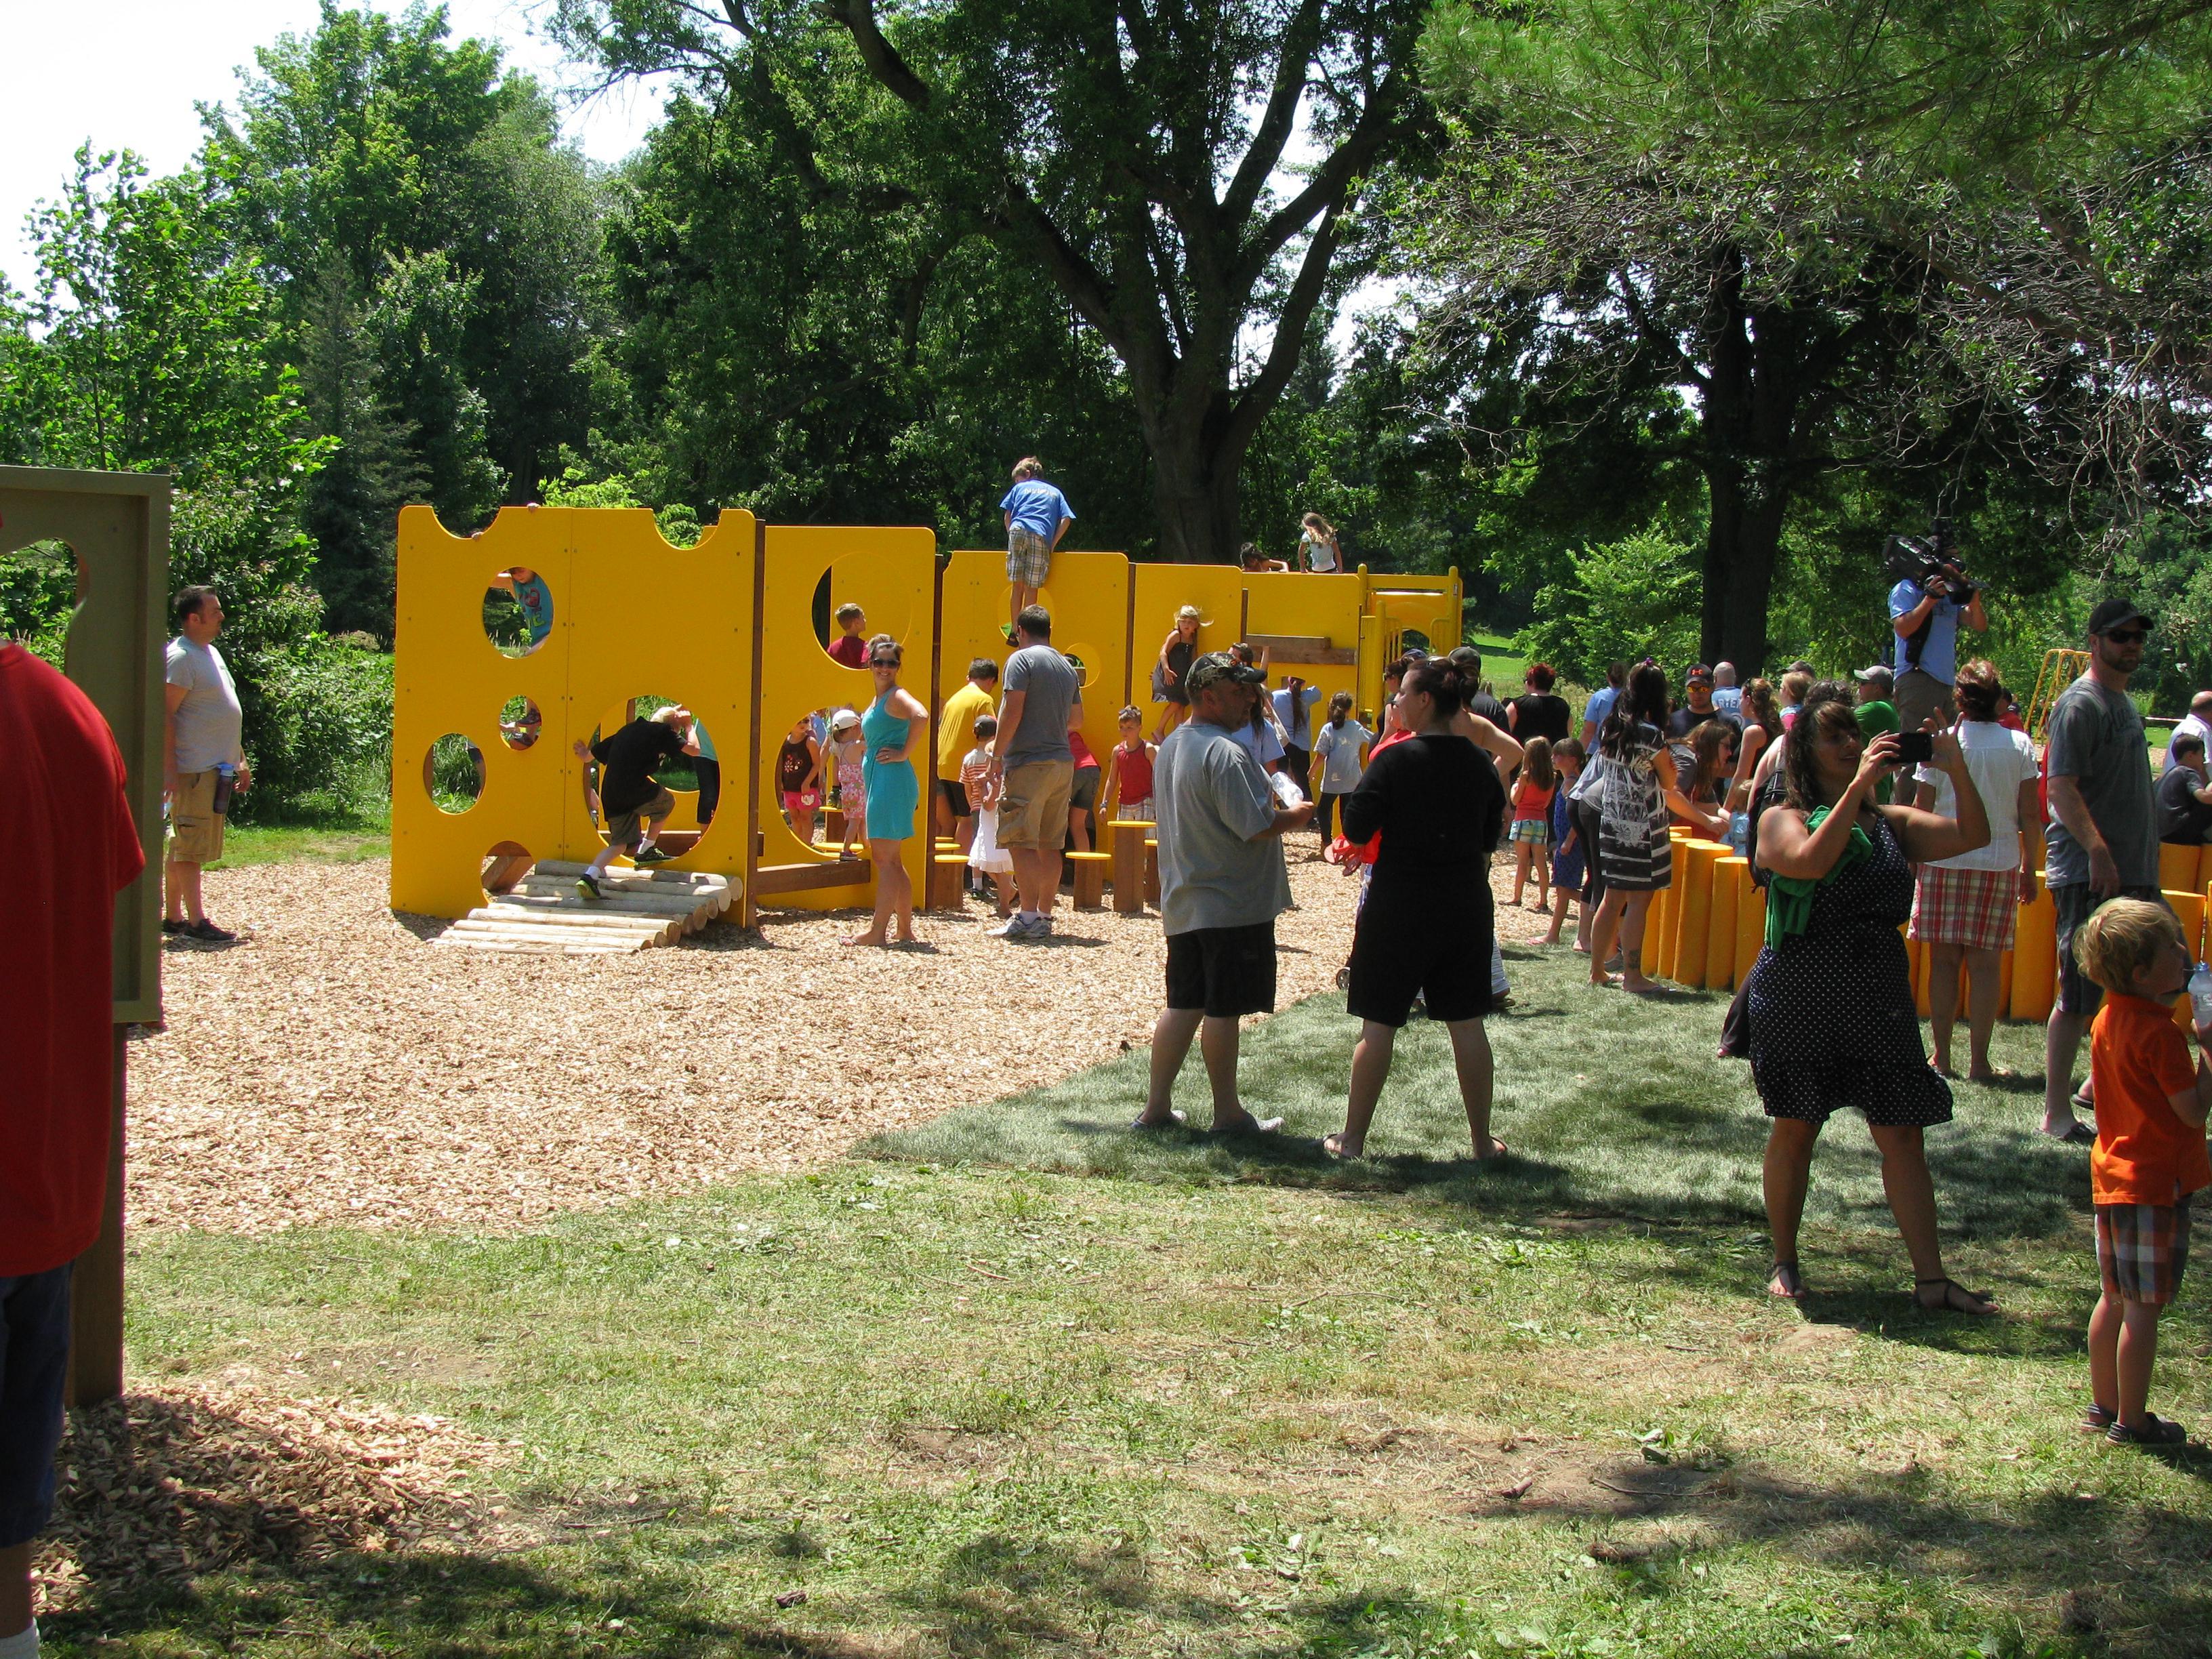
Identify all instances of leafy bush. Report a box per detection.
[1513,526,1702,684]
[230,640,392,825]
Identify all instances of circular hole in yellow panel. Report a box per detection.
[483,565,555,657]
[424,734,484,814]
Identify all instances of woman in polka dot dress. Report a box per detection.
[1746,682,1998,1316]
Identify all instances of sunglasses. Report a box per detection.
[2103,628,2149,644]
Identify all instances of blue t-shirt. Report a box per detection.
[1226,718,1285,768]
[1271,687,1314,748]
[1581,684,1620,733]
[1889,577,1962,683]
[1000,479,1074,540]
[511,571,554,644]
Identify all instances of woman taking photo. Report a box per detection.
[1908,660,2041,1082]
[1149,605,1204,741]
[1591,663,1713,993]
[1324,657,1509,1162]
[843,634,929,948]
[1746,681,1995,1313]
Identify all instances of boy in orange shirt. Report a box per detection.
[2074,899,2212,1447]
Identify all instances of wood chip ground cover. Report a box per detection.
[130,853,1552,1233]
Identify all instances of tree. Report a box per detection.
[557,0,1432,562]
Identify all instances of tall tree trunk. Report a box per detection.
[1134,373,1248,564]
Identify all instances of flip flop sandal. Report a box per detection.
[1215,1115,1286,1136]
[2053,1122,2097,1145]
[2106,1413,2190,1448]
[2081,1402,2117,1434]
[2070,1086,2095,1114]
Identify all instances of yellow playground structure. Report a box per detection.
[389,506,1460,932]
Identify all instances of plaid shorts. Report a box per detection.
[2096,1193,2194,1307]
[1006,527,1053,587]
[1909,863,2019,951]
[1509,817,1551,845]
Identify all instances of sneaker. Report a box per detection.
[632,845,673,865]
[186,920,237,942]
[2107,1413,2189,1448]
[161,918,190,935]
[987,915,1042,940]
[576,872,604,901]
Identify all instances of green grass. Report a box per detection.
[205,823,390,867]
[64,950,2212,1658]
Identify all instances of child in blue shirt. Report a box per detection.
[999,457,1074,634]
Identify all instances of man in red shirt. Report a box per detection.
[1,643,145,1652]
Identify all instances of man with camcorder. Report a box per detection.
[1887,521,1988,735]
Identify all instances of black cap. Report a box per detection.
[2087,598,2154,636]
[1185,651,1267,693]
[1687,663,1714,684]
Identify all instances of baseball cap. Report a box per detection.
[1185,651,1267,693]
[1687,663,1714,684]
[829,708,861,732]
[1854,664,1894,688]
[2087,598,2154,636]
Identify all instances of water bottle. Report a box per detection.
[211,762,237,817]
[2190,962,2212,1029]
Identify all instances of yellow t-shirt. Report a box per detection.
[938,681,998,779]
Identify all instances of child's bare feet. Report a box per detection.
[842,932,886,947]
[1322,1132,1364,1160]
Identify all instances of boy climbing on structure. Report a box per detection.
[571,705,700,899]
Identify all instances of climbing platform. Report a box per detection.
[430,861,735,954]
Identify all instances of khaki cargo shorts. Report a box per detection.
[606,787,677,853]
[997,760,1073,849]
[168,769,226,864]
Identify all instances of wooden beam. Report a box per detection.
[1244,632,1357,666]
[751,859,874,897]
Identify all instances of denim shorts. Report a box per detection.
[1,1264,74,1549]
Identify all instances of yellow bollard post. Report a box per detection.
[1706,856,1745,991]
[1675,841,1728,987]
[2010,872,2057,1022]
[2168,889,2206,1029]
[1654,835,1692,981]
[2160,842,2198,897]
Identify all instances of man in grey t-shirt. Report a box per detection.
[163,586,249,941]
[987,604,1083,938]
[2043,597,2164,1141]
[1134,654,1312,1134]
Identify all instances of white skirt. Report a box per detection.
[968,806,1013,873]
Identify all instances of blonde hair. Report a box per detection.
[1781,669,1814,708]
[1012,455,1044,480]
[2074,899,2186,995]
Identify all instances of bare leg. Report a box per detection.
[1010,846,1055,916]
[1928,942,1963,1073]
[1590,889,1628,985]
[1619,892,1657,992]
[1009,582,1035,632]
[0,1540,29,1641]
[1544,886,1568,944]
[2045,1006,2089,1135]
[1199,1015,1263,1130]
[1141,1006,1203,1123]
[2089,1290,2123,1417]
[1963,946,2003,1079]
[1534,853,1549,912]
[955,813,977,859]
[794,806,816,845]
[1870,1123,1995,1311]
[1447,1017,1502,1158]
[1330,1019,1397,1157]
[165,855,206,924]
[1071,806,1091,854]
[2114,1298,2165,1429]
[1763,1116,1818,1290]
[1512,842,1530,906]
[844,837,914,945]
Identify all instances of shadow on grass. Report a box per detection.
[863,945,2092,1243]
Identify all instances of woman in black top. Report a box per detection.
[1507,662,1573,747]
[1326,657,1510,1162]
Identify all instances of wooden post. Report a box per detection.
[1111,820,1149,914]
[66,1029,126,1406]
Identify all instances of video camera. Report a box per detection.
[1883,516,1978,606]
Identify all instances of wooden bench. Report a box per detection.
[1110,819,1154,914]
[751,858,872,897]
[1068,850,1111,910]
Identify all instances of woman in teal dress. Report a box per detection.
[847,634,929,947]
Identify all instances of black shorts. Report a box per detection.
[2055,882,2168,1017]
[1069,767,1100,812]
[1,1264,72,1549]
[937,777,971,817]
[1346,889,1493,1026]
[1165,922,1278,1018]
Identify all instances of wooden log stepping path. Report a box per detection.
[430,861,735,954]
